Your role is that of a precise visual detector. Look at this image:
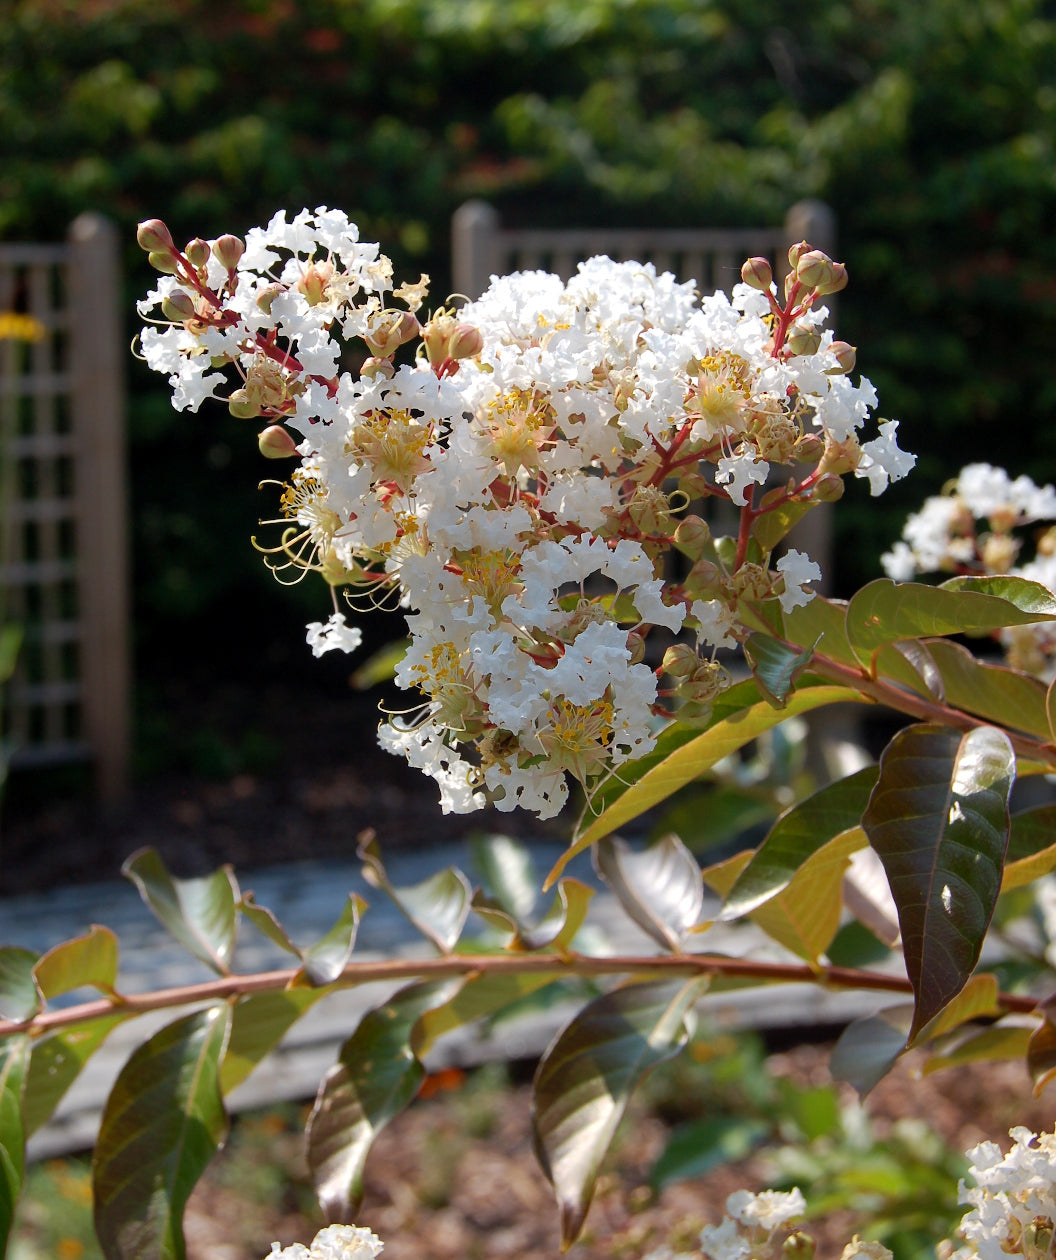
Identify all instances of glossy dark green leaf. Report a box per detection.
[926,639,1050,739]
[93,1005,231,1260]
[862,723,1014,1041]
[238,892,302,958]
[830,1005,913,1096]
[33,925,119,999]
[0,949,40,1024]
[550,684,864,885]
[1001,804,1056,891]
[847,578,1056,667]
[743,632,815,708]
[307,978,461,1218]
[0,1034,29,1258]
[23,1015,127,1138]
[650,1115,769,1190]
[298,894,367,987]
[532,977,708,1247]
[873,640,944,701]
[721,766,878,920]
[220,989,324,1095]
[122,848,238,975]
[593,835,703,951]
[358,835,471,952]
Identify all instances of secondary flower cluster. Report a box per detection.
[882,464,1056,678]
[137,208,912,817]
[267,1224,383,1260]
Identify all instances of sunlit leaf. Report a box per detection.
[0,1034,28,1258]
[1048,677,1056,744]
[307,978,461,1218]
[873,640,944,700]
[720,767,878,919]
[925,639,1050,739]
[751,499,814,554]
[862,723,1014,1041]
[830,1005,914,1096]
[415,970,566,1056]
[518,879,594,953]
[23,1015,127,1137]
[358,834,471,952]
[550,684,864,884]
[298,894,367,987]
[472,833,538,923]
[219,989,325,1095]
[93,1004,231,1260]
[743,632,814,708]
[1028,1014,1056,1094]
[1001,805,1056,891]
[593,835,703,951]
[33,925,119,999]
[350,637,407,689]
[0,949,40,1023]
[924,1022,1036,1077]
[532,977,708,1247]
[238,892,302,958]
[847,578,1056,667]
[914,973,1000,1042]
[122,848,239,975]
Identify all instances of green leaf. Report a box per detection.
[298,894,367,987]
[704,828,865,962]
[220,990,324,1095]
[847,577,1056,667]
[33,925,119,999]
[861,723,1014,1042]
[93,1005,231,1260]
[532,977,708,1248]
[122,848,239,976]
[238,893,303,958]
[780,594,857,667]
[1028,1015,1056,1093]
[925,639,1050,739]
[0,1034,29,1258]
[1048,676,1056,744]
[650,1114,768,1191]
[473,833,538,923]
[873,640,944,700]
[23,1015,127,1137]
[350,637,408,689]
[0,948,41,1023]
[751,499,814,554]
[415,970,567,1057]
[549,684,864,884]
[593,834,703,951]
[830,1005,914,1096]
[914,972,1001,1042]
[307,978,461,1218]
[924,1022,1036,1076]
[1001,804,1056,891]
[742,632,815,708]
[518,879,594,952]
[358,835,471,952]
[720,766,878,919]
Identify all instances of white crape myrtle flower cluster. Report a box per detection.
[946,1126,1056,1260]
[137,209,913,817]
[882,463,1056,678]
[267,1223,383,1260]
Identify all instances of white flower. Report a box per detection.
[857,419,916,495]
[775,550,822,613]
[839,1238,893,1260]
[716,451,770,506]
[267,1224,383,1260]
[699,1216,751,1260]
[726,1187,807,1230]
[305,613,363,657]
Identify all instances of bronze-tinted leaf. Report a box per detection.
[122,849,238,975]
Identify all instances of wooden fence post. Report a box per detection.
[452,200,500,300]
[68,214,131,804]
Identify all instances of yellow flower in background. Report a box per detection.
[0,311,46,342]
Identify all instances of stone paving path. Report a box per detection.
[0,843,904,1158]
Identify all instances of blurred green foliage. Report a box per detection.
[2,0,1054,704]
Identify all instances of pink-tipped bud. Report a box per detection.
[672,515,711,560]
[213,234,245,270]
[446,322,484,360]
[185,238,210,268]
[161,291,196,322]
[828,341,856,373]
[740,256,773,291]
[297,260,334,307]
[661,644,700,681]
[228,389,261,419]
[365,309,420,357]
[137,219,173,253]
[255,283,284,314]
[816,261,847,295]
[258,424,299,458]
[792,432,825,463]
[147,250,179,275]
[361,356,396,380]
[812,472,846,502]
[625,630,647,666]
[786,324,822,356]
[787,240,811,270]
[795,249,833,290]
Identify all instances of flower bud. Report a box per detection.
[792,432,825,463]
[787,240,811,270]
[361,355,396,380]
[447,322,484,360]
[816,261,848,295]
[786,324,822,356]
[137,219,173,253]
[147,250,179,275]
[228,389,261,419]
[258,424,299,458]
[297,260,334,307]
[812,472,846,502]
[161,291,196,322]
[784,1232,816,1260]
[255,283,284,314]
[662,644,700,680]
[672,515,711,560]
[740,256,773,291]
[625,630,647,665]
[682,560,728,603]
[365,309,420,357]
[827,341,856,374]
[795,249,833,291]
[213,234,245,270]
[421,312,458,365]
[185,238,210,268]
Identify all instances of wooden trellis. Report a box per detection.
[0,214,130,803]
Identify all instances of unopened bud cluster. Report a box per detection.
[137,207,912,817]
